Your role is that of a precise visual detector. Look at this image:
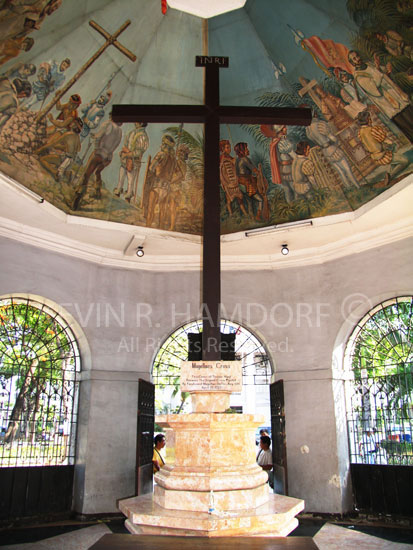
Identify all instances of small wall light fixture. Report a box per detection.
[136,246,144,257]
[281,244,289,256]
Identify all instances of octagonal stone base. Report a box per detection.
[120,492,304,537]
[155,463,268,494]
[121,398,305,538]
[154,481,269,512]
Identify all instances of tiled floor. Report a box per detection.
[0,518,412,549]
[0,523,111,550]
[312,523,413,549]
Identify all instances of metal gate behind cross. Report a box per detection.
[136,379,154,495]
[271,379,288,495]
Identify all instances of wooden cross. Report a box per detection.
[36,20,136,121]
[112,56,311,360]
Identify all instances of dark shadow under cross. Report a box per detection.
[112,56,311,361]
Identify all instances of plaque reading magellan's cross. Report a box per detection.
[180,361,242,393]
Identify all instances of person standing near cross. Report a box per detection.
[143,134,176,229]
[234,141,267,221]
[114,122,149,203]
[219,139,248,217]
[72,114,123,210]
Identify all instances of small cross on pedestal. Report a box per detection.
[112,56,311,361]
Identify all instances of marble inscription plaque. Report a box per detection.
[180,361,242,392]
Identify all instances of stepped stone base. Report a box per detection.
[155,463,268,494]
[120,386,305,538]
[119,492,304,537]
[154,482,269,512]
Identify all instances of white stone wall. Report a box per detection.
[0,235,412,515]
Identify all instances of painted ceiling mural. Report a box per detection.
[0,0,412,235]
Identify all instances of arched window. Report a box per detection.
[0,297,80,467]
[344,297,413,465]
[152,319,272,417]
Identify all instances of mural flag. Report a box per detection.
[302,36,354,75]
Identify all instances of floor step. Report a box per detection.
[89,533,320,549]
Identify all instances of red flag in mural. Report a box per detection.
[302,36,354,74]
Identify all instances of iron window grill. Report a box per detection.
[0,297,80,467]
[344,296,413,465]
[152,319,272,412]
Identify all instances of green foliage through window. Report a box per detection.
[345,297,413,465]
[0,297,80,467]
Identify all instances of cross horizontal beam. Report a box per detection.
[111,104,312,126]
[112,104,205,123]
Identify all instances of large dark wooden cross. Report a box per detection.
[112,56,311,361]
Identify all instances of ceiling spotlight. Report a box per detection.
[136,246,144,257]
[281,244,289,256]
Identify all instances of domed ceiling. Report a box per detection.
[0,0,412,237]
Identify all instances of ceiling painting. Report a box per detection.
[0,0,411,236]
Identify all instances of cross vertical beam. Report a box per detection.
[202,63,221,360]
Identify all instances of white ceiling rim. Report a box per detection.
[0,217,411,271]
[0,175,412,271]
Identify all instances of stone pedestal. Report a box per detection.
[153,412,268,512]
[120,492,304,537]
[119,408,304,536]
[119,371,304,537]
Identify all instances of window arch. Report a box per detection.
[0,296,80,467]
[152,319,273,415]
[344,296,413,465]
